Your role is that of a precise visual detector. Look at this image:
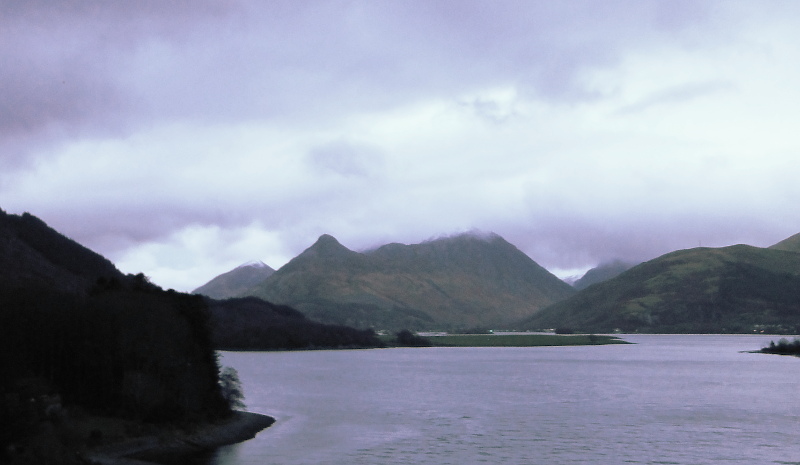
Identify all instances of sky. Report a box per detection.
[2,0,800,292]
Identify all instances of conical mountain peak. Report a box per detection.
[280,234,365,272]
[307,234,352,255]
[315,233,343,247]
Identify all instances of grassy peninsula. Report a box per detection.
[427,333,628,347]
[383,331,628,347]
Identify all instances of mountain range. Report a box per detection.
[5,203,800,344]
[194,233,576,331]
[198,229,800,334]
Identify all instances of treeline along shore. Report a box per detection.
[759,337,800,356]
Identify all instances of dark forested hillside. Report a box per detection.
[0,210,232,462]
[0,209,123,293]
[207,297,384,350]
[0,280,229,420]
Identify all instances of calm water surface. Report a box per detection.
[198,335,800,465]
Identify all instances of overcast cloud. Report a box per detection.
[3,0,800,291]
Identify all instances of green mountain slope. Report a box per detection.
[520,244,800,334]
[242,233,575,331]
[769,232,800,253]
[193,261,275,299]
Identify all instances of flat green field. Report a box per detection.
[427,333,629,347]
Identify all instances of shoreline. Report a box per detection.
[83,411,275,465]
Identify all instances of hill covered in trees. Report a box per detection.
[207,296,384,350]
[0,209,240,463]
[0,210,122,293]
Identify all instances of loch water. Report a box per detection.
[198,335,800,465]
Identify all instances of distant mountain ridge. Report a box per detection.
[521,242,800,334]
[193,261,275,299]
[573,260,636,290]
[215,232,576,331]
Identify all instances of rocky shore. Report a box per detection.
[83,411,275,465]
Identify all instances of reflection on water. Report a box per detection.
[195,335,800,465]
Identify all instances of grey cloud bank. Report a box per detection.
[2,1,800,291]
